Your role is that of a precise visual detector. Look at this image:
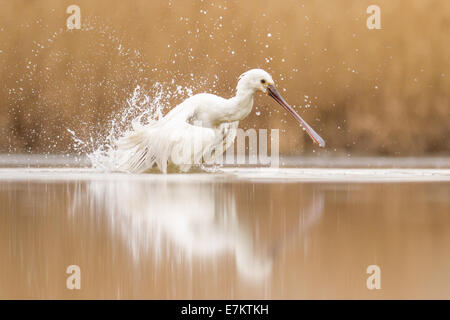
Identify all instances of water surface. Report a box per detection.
[0,161,449,299]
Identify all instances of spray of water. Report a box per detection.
[7,12,224,168]
[68,81,202,171]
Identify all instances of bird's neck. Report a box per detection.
[223,88,255,122]
[235,88,255,107]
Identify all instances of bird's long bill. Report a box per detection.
[267,84,325,148]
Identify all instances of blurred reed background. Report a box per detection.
[0,0,448,156]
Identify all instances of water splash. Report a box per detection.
[68,81,202,171]
[6,11,225,165]
[68,84,155,170]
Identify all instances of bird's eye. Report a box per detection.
[261,79,266,84]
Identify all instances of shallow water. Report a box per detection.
[0,158,450,299]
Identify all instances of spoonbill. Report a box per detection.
[116,69,325,173]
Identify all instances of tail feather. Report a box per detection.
[116,129,155,173]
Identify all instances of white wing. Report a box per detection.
[115,108,235,173]
[115,92,240,173]
[202,121,239,165]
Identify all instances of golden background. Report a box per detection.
[0,0,449,156]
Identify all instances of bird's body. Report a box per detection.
[116,69,325,173]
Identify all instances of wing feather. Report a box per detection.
[116,118,221,173]
[115,96,239,173]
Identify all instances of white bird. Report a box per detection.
[116,69,325,173]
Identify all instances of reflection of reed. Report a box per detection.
[1,0,449,155]
[80,178,325,282]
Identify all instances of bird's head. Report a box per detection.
[237,69,274,94]
[237,68,326,148]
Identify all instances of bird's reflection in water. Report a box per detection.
[81,178,325,282]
